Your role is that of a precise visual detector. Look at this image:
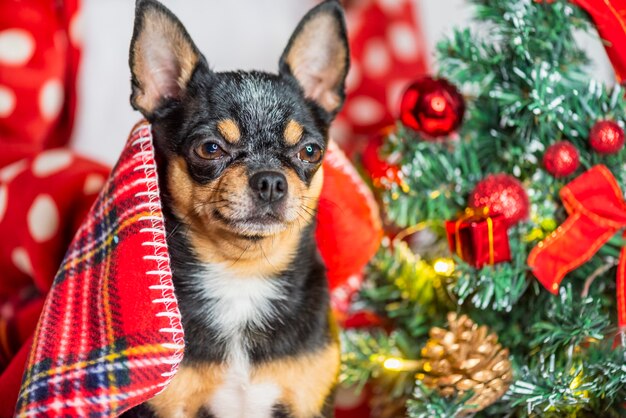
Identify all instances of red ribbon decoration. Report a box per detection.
[527,165,626,328]
[571,0,626,83]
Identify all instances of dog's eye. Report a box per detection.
[195,141,226,160]
[297,144,323,164]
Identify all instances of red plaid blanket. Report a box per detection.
[4,122,381,416]
[14,123,184,416]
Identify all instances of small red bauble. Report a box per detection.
[589,120,625,154]
[400,76,465,138]
[543,141,580,178]
[469,174,529,226]
[361,135,402,188]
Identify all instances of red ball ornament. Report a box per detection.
[589,120,625,154]
[469,174,529,226]
[400,76,465,138]
[361,135,402,188]
[543,141,580,178]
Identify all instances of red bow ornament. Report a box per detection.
[528,165,626,328]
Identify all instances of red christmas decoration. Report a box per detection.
[361,134,403,188]
[400,76,465,138]
[445,209,511,269]
[0,0,81,168]
[469,174,529,226]
[317,142,384,293]
[341,310,385,329]
[335,385,372,418]
[543,141,580,178]
[589,120,625,154]
[528,165,626,328]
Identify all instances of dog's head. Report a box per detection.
[129,0,348,249]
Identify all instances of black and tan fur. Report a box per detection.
[123,1,349,417]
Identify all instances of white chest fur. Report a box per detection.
[198,265,287,418]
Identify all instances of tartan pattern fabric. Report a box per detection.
[15,122,184,417]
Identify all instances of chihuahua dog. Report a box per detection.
[124,1,349,417]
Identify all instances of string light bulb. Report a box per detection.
[382,357,421,372]
[569,368,589,399]
[433,258,455,276]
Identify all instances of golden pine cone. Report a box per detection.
[416,312,512,413]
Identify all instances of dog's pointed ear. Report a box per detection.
[129,0,203,117]
[279,0,349,117]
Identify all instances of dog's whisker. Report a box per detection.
[167,197,231,238]
[299,205,316,219]
[295,210,311,227]
[304,195,344,211]
[167,209,195,237]
[230,240,254,267]
[257,240,275,269]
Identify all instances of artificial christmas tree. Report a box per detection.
[341,0,626,416]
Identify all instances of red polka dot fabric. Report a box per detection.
[0,163,111,415]
[0,0,81,167]
[0,153,109,416]
[0,1,112,415]
[335,0,428,155]
[0,152,109,294]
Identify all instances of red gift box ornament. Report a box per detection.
[528,165,626,330]
[445,207,512,269]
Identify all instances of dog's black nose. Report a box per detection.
[249,171,287,203]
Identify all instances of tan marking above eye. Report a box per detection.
[284,120,304,145]
[217,119,241,143]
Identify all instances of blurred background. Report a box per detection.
[73,0,612,164]
[1,0,609,165]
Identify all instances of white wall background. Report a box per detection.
[72,0,613,165]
